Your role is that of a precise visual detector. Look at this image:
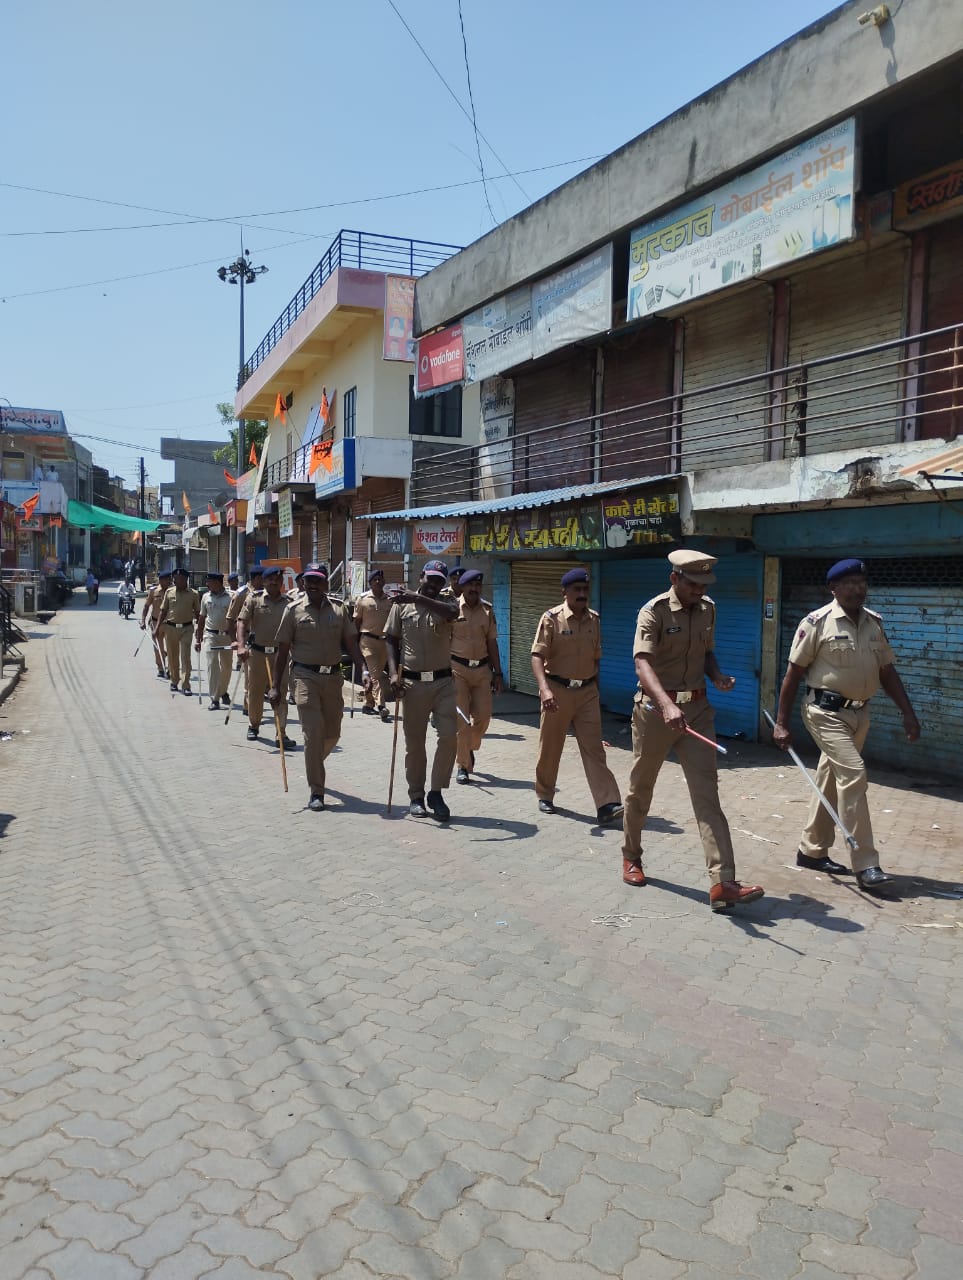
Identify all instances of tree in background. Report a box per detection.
[212,403,269,468]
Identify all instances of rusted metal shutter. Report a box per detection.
[680,284,772,470]
[600,327,674,480]
[508,560,579,696]
[787,243,908,454]
[779,555,962,780]
[315,510,331,566]
[920,218,963,440]
[513,352,593,492]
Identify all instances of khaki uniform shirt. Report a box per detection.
[354,591,393,638]
[275,596,356,666]
[199,590,232,646]
[531,602,602,680]
[238,590,290,650]
[161,585,200,625]
[788,601,895,702]
[385,600,454,671]
[452,598,497,661]
[225,586,248,624]
[145,583,165,621]
[632,587,715,691]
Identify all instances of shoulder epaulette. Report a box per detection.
[805,603,834,624]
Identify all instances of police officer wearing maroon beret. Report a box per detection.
[774,557,920,895]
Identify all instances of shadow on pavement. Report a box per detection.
[0,813,14,837]
[446,814,538,840]
[645,879,865,937]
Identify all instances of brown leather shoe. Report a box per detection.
[623,860,646,887]
[710,881,764,912]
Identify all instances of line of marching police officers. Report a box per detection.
[139,548,919,909]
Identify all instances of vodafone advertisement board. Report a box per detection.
[415,324,464,395]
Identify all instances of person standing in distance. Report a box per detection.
[195,571,234,710]
[451,570,503,783]
[385,561,459,820]
[269,564,369,811]
[530,567,623,826]
[353,568,393,721]
[773,558,920,896]
[621,550,764,912]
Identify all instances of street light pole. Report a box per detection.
[217,248,267,576]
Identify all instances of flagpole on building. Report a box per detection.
[217,247,267,577]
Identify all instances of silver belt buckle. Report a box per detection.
[569,679,583,689]
[676,691,692,704]
[264,646,275,654]
[423,670,435,682]
[468,659,481,667]
[850,698,865,709]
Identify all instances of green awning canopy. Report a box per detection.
[66,499,167,533]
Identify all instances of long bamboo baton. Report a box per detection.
[266,656,288,793]
[133,625,148,658]
[224,664,245,725]
[349,660,357,719]
[196,641,204,708]
[764,710,858,850]
[386,692,402,815]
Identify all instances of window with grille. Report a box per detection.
[343,387,357,439]
[408,376,462,438]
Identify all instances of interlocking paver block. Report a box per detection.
[44,1239,146,1280]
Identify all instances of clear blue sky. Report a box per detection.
[2,0,841,491]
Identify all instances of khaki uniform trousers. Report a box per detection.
[247,651,289,732]
[165,624,193,688]
[800,703,877,872]
[149,613,167,673]
[454,663,492,767]
[360,636,390,709]
[292,669,343,795]
[535,683,621,809]
[401,677,457,799]
[621,697,735,885]
[205,643,233,701]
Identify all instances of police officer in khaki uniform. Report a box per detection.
[195,571,234,710]
[440,565,463,602]
[531,567,623,825]
[158,566,201,694]
[385,560,459,820]
[269,563,369,811]
[621,550,764,911]
[774,558,920,896]
[139,569,171,678]
[236,566,293,747]
[353,568,393,721]
[226,568,263,714]
[451,570,503,784]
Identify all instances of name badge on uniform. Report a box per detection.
[667,626,682,634]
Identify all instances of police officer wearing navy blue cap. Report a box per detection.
[774,558,920,895]
[530,567,623,825]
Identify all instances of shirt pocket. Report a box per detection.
[827,637,857,668]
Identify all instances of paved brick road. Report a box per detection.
[1,585,961,1278]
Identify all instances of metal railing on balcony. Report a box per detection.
[401,323,963,509]
[239,230,462,389]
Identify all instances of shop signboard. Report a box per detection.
[466,503,602,554]
[277,490,294,539]
[601,490,681,547]
[463,288,533,383]
[532,245,613,358]
[411,519,464,557]
[627,118,856,319]
[383,275,417,362]
[415,323,464,395]
[894,159,963,229]
[374,524,407,555]
[314,439,356,499]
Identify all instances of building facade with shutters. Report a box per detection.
[370,0,963,778]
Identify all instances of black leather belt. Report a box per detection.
[452,654,489,668]
[205,629,229,636]
[166,621,192,627]
[293,661,338,674]
[807,686,867,711]
[547,673,596,689]
[251,642,276,654]
[360,631,384,639]
[403,667,452,682]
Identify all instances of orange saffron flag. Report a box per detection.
[182,491,191,514]
[320,388,330,425]
[21,492,40,521]
[273,393,287,425]
[223,470,237,486]
[307,440,333,478]
[249,441,258,466]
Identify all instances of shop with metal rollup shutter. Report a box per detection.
[919,216,963,440]
[599,553,764,740]
[512,351,594,492]
[680,285,773,471]
[778,554,963,780]
[509,560,580,697]
[786,242,909,455]
[600,326,674,480]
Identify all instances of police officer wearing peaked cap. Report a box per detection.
[531,566,623,825]
[621,548,764,911]
[774,557,920,896]
[451,569,503,783]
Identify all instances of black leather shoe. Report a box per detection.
[221,694,230,707]
[362,706,376,715]
[469,751,475,771]
[209,699,219,711]
[597,802,624,827]
[538,799,556,815]
[456,767,470,784]
[409,798,428,818]
[380,707,391,722]
[426,791,450,821]
[857,866,897,896]
[275,736,296,750]
[170,682,178,692]
[182,687,192,696]
[246,725,259,741]
[308,795,324,812]
[796,851,852,875]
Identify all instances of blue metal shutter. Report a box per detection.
[601,554,763,740]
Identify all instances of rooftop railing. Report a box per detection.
[239,230,461,389]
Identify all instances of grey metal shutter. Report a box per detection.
[787,243,908,454]
[509,560,582,695]
[681,284,772,470]
[513,352,593,492]
[920,217,963,440]
[779,556,962,779]
[601,327,674,480]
